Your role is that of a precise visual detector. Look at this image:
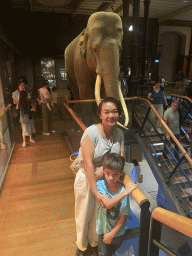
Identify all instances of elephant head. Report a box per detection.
[79,12,129,127]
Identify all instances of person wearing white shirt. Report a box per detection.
[12,82,31,109]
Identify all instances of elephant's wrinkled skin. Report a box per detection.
[65,11,128,127]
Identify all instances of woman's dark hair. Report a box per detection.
[103,153,125,173]
[98,97,121,116]
[132,159,139,166]
[41,81,49,88]
[155,78,161,84]
[20,76,28,85]
[19,90,28,107]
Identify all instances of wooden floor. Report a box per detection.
[0,117,78,255]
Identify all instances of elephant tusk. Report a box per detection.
[95,74,102,106]
[118,81,129,127]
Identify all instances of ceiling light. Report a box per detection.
[129,25,133,31]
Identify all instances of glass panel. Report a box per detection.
[41,58,56,88]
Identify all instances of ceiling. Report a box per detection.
[10,0,192,22]
[0,0,192,57]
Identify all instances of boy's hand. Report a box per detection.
[124,182,137,195]
[103,232,113,244]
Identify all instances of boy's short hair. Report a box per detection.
[103,153,125,173]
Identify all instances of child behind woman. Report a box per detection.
[19,91,36,147]
[96,153,137,256]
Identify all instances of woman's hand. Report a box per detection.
[95,191,105,207]
[124,182,137,195]
[103,232,113,244]
[149,97,154,101]
[95,166,104,181]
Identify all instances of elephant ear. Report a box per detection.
[79,28,88,59]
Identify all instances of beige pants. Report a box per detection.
[74,169,98,251]
[150,104,164,129]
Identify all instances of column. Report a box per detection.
[121,0,131,76]
[141,0,151,85]
[129,0,140,96]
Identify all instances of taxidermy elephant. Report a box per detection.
[65,11,128,127]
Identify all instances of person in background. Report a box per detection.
[96,153,136,256]
[161,76,166,87]
[131,159,141,183]
[148,78,168,133]
[163,99,180,160]
[19,90,36,147]
[38,81,56,135]
[19,76,32,94]
[12,82,31,109]
[51,87,58,115]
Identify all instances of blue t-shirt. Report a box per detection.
[96,179,130,237]
[149,86,164,104]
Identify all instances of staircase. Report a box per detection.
[130,97,192,219]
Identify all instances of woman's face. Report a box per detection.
[155,82,161,89]
[18,83,25,91]
[99,102,119,127]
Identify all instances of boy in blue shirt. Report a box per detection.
[96,153,137,256]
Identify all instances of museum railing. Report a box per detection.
[130,96,192,218]
[64,99,151,256]
[0,104,15,189]
[148,207,192,255]
[171,94,192,134]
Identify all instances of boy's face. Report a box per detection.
[104,168,122,185]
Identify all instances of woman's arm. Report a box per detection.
[120,140,124,157]
[147,92,153,101]
[81,135,104,206]
[101,183,137,209]
[164,93,168,106]
[103,215,127,244]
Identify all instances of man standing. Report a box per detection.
[163,99,180,160]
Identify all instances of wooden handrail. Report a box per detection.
[123,173,148,207]
[152,207,192,238]
[125,96,192,166]
[0,104,11,119]
[171,94,192,104]
[63,101,87,131]
[65,96,192,164]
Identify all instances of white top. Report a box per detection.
[79,125,124,169]
[39,88,50,99]
[12,89,31,109]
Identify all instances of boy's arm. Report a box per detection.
[101,182,137,209]
[103,214,127,244]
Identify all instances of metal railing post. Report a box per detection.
[138,199,151,256]
[148,218,162,256]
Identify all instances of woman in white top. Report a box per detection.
[12,82,31,109]
[74,97,137,256]
[38,81,55,135]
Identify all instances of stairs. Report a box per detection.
[131,98,192,218]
